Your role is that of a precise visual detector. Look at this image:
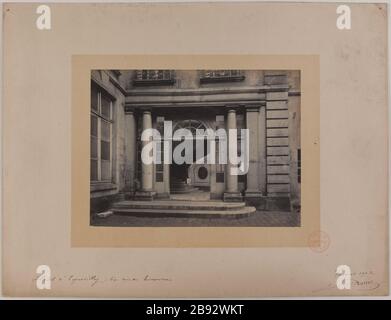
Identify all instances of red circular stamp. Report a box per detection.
[308,230,330,253]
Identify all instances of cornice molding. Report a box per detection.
[125,84,290,97]
[125,100,265,109]
[109,76,127,95]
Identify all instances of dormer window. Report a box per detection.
[133,70,175,86]
[200,70,245,84]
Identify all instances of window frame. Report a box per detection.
[90,83,115,185]
[133,70,176,86]
[200,70,245,84]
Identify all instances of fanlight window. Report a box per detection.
[173,119,207,134]
[173,120,208,164]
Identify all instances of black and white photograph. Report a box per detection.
[90,69,301,227]
[2,1,389,300]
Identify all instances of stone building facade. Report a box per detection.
[90,70,301,214]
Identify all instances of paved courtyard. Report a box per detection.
[91,209,300,227]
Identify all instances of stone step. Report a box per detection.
[170,187,199,194]
[112,206,256,218]
[170,193,210,201]
[112,200,247,211]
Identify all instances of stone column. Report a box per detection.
[244,105,263,204]
[141,111,153,191]
[124,109,136,198]
[223,108,242,202]
[134,110,156,200]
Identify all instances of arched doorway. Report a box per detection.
[170,120,211,194]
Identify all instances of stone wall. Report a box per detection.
[90,70,127,213]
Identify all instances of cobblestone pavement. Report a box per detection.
[91,210,300,227]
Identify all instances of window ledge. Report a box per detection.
[90,182,117,192]
[133,79,176,87]
[200,75,245,84]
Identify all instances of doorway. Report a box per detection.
[169,119,211,198]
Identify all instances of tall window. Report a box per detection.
[91,83,114,182]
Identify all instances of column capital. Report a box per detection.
[245,104,261,112]
[124,105,136,115]
[225,104,241,113]
[124,107,153,116]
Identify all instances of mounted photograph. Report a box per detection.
[90,69,301,227]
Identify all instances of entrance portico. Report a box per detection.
[124,100,269,206]
[91,70,301,216]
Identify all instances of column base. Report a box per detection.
[116,192,126,202]
[223,192,243,202]
[244,190,263,198]
[245,190,266,209]
[125,190,135,200]
[134,190,156,201]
